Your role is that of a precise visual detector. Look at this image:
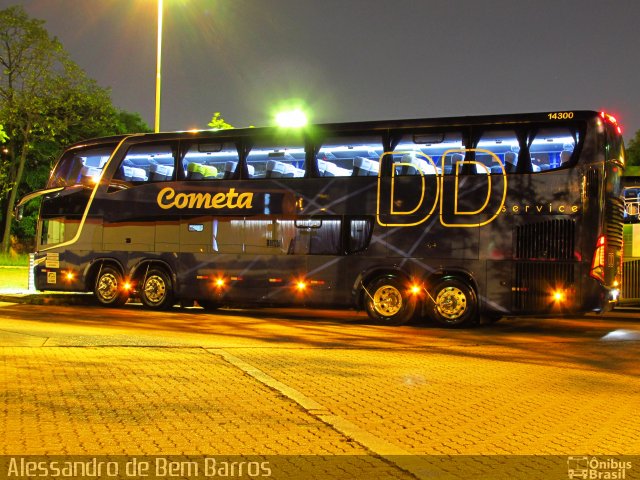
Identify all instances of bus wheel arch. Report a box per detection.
[425,273,479,328]
[90,261,129,307]
[134,261,175,310]
[360,271,418,326]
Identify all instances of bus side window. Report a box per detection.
[183,141,238,181]
[394,131,464,175]
[287,218,341,255]
[247,141,305,179]
[316,135,383,177]
[476,130,519,174]
[529,127,578,171]
[112,143,176,185]
[347,217,373,254]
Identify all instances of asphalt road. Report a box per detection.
[1,300,639,480]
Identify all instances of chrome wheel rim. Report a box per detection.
[435,286,467,320]
[372,285,403,317]
[97,273,118,302]
[144,275,166,305]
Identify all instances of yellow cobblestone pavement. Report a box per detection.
[225,342,640,456]
[1,301,640,479]
[1,347,369,456]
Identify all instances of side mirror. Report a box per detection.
[15,205,24,222]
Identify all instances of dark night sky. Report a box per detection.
[5,0,640,141]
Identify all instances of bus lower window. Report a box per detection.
[288,219,341,255]
[40,218,65,246]
[348,218,373,253]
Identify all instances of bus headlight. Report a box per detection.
[610,288,620,302]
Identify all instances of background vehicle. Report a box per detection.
[621,182,640,304]
[17,111,625,326]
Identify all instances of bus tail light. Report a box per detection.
[600,111,623,134]
[590,235,606,282]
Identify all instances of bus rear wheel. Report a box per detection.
[364,277,416,326]
[428,278,477,328]
[140,268,174,309]
[94,266,129,307]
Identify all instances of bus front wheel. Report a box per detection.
[428,278,478,328]
[364,277,416,326]
[94,266,129,307]
[140,268,174,309]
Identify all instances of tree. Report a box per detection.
[0,6,149,252]
[208,112,234,130]
[626,129,640,168]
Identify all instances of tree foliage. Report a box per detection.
[208,112,234,130]
[0,6,149,252]
[626,129,640,168]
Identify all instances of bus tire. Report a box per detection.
[94,266,129,307]
[140,268,174,309]
[364,276,416,326]
[428,277,478,328]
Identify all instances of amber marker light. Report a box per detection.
[65,272,75,281]
[214,277,226,289]
[552,290,565,303]
[295,280,308,292]
[123,281,132,291]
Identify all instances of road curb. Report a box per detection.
[0,292,95,306]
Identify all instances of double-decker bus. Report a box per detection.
[16,110,625,326]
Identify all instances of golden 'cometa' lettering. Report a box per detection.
[157,187,253,210]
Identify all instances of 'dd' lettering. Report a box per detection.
[376,149,508,228]
[440,150,507,227]
[376,154,440,227]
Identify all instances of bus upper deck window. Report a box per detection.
[530,128,578,171]
[112,143,177,185]
[183,141,238,180]
[246,141,305,179]
[476,130,519,174]
[393,131,464,175]
[316,135,383,178]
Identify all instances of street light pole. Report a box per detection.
[154,0,163,133]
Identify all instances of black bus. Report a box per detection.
[16,110,625,326]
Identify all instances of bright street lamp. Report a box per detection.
[154,0,163,133]
[274,108,308,128]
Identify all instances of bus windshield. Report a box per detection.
[47,144,117,188]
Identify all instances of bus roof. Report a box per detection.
[64,110,612,149]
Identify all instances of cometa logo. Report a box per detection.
[157,187,254,210]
